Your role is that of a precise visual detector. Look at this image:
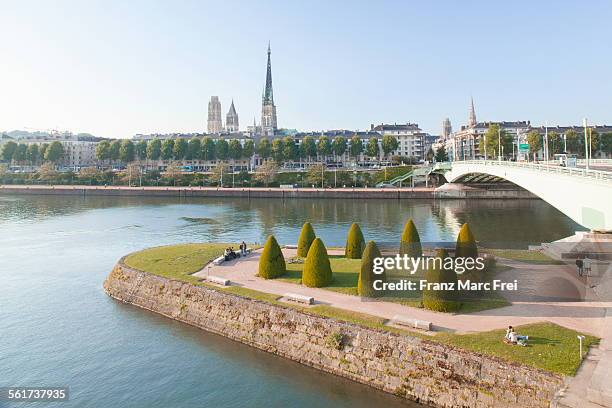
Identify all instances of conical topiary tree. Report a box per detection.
[422,248,459,312]
[345,223,365,259]
[455,223,478,259]
[358,241,384,297]
[400,219,422,258]
[258,235,286,279]
[302,238,332,287]
[297,222,316,258]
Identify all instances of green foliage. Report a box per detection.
[297,222,316,257]
[201,137,216,160]
[422,248,459,312]
[400,219,422,258]
[147,139,162,160]
[434,145,448,162]
[161,139,174,160]
[45,141,64,163]
[302,238,333,287]
[257,138,271,158]
[258,235,286,279]
[300,136,317,159]
[271,138,284,162]
[345,223,365,259]
[186,138,201,160]
[455,223,478,259]
[228,139,243,160]
[349,135,363,158]
[306,164,325,186]
[243,139,254,158]
[282,136,298,161]
[215,139,229,160]
[1,141,17,162]
[381,135,399,157]
[332,136,347,157]
[527,130,542,155]
[173,138,188,160]
[366,138,379,158]
[358,241,383,297]
[119,140,135,163]
[480,124,512,159]
[317,135,331,158]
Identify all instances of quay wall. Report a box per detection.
[0,184,536,199]
[103,261,563,408]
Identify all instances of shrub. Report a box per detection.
[358,241,384,297]
[345,223,365,259]
[302,238,332,287]
[325,332,345,350]
[400,219,422,258]
[297,222,316,257]
[455,223,478,259]
[422,248,459,312]
[258,235,286,279]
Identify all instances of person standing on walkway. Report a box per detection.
[576,257,584,277]
[583,256,592,277]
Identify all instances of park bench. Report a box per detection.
[211,248,253,266]
[283,293,314,305]
[206,275,230,286]
[391,315,432,331]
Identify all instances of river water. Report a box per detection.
[0,195,582,408]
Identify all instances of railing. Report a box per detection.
[448,160,612,182]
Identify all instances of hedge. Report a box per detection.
[358,241,384,297]
[422,248,459,312]
[258,235,286,279]
[345,223,365,259]
[400,219,422,258]
[297,222,316,257]
[302,238,333,287]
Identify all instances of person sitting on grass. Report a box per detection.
[505,326,528,346]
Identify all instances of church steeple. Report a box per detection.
[261,42,277,137]
[263,42,274,104]
[468,97,477,128]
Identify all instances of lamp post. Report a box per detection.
[583,118,590,170]
[484,133,488,161]
[577,335,585,360]
[498,127,501,162]
[544,122,549,165]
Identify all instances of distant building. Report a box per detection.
[226,100,239,132]
[261,43,278,138]
[442,118,452,140]
[207,96,223,134]
[370,123,427,159]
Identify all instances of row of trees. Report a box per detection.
[0,141,65,164]
[477,124,611,159]
[93,134,401,165]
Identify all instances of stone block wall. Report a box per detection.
[104,262,563,408]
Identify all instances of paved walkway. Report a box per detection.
[194,248,610,336]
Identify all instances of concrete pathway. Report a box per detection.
[194,248,610,336]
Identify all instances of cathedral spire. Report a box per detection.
[263,42,274,104]
[468,96,477,128]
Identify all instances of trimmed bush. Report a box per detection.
[422,248,459,312]
[455,223,478,259]
[399,219,422,258]
[258,235,286,279]
[358,241,384,297]
[302,238,332,287]
[297,222,316,257]
[345,223,365,259]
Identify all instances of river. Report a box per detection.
[0,195,582,407]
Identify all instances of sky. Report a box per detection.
[1,0,611,138]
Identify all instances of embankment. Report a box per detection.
[104,260,563,408]
[0,184,536,199]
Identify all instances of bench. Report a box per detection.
[206,275,230,286]
[283,292,314,305]
[211,248,253,266]
[391,315,432,331]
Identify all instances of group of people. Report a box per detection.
[504,326,529,346]
[575,256,593,277]
[223,241,248,261]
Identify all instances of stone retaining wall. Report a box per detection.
[103,262,563,408]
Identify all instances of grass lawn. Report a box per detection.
[282,255,510,313]
[124,243,235,284]
[436,322,598,376]
[485,248,565,265]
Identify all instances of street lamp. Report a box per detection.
[577,335,586,360]
[583,118,590,170]
[498,127,501,162]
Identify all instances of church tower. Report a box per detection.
[226,100,239,132]
[261,42,278,137]
[468,97,477,128]
[207,96,223,134]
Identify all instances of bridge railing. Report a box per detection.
[451,160,612,182]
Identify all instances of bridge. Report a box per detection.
[434,160,612,231]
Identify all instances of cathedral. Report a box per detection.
[226,100,239,132]
[260,43,277,137]
[207,96,223,134]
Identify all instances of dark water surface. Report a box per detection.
[0,195,581,407]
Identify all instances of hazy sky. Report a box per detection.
[1,0,611,138]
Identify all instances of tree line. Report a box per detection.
[94,134,401,164]
[0,140,65,165]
